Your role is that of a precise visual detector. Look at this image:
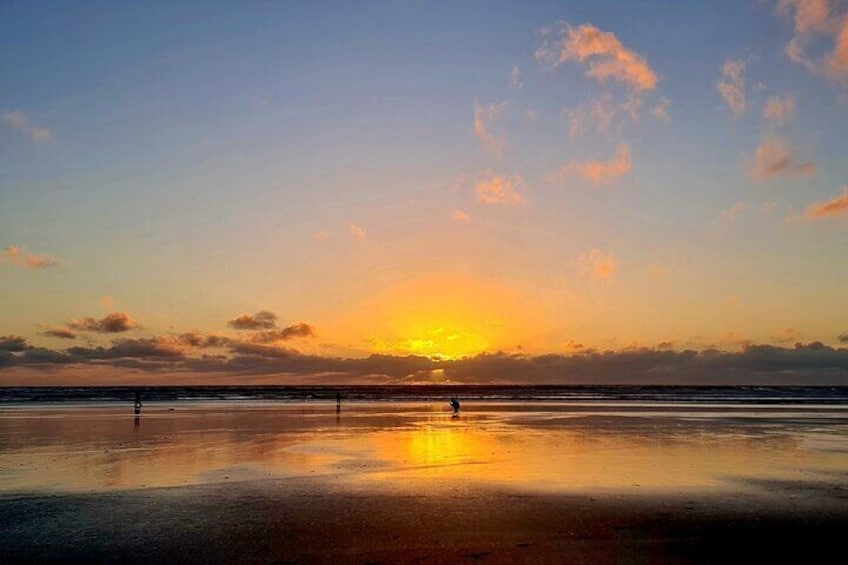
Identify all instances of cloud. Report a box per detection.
[509,65,523,89]
[802,187,848,219]
[567,93,618,137]
[1,245,60,269]
[0,335,30,352]
[525,109,537,122]
[651,97,671,123]
[774,327,802,343]
[450,209,470,222]
[313,231,332,241]
[580,248,617,280]
[721,202,744,222]
[536,23,657,92]
[717,59,747,116]
[41,328,77,339]
[839,333,848,343]
[473,101,507,159]
[475,173,525,205]
[6,340,848,385]
[777,0,848,84]
[101,296,114,309]
[747,135,816,180]
[763,93,796,123]
[250,323,316,344]
[67,312,138,333]
[347,221,366,240]
[1,110,53,143]
[228,310,278,330]
[559,142,632,184]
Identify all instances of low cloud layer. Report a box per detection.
[2,334,847,385]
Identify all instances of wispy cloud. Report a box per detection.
[313,230,332,241]
[1,110,53,143]
[763,93,796,123]
[777,0,848,84]
[475,173,525,205]
[721,202,744,222]
[509,64,523,89]
[450,209,470,222]
[228,310,278,330]
[536,23,657,92]
[717,59,747,116]
[579,248,617,280]
[0,246,61,269]
[67,312,138,333]
[747,135,816,180]
[559,143,632,184]
[347,221,366,240]
[567,93,618,137]
[473,101,507,158]
[651,97,671,123]
[802,187,848,219]
[249,323,315,344]
[41,328,77,339]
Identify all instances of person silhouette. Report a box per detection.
[336,391,342,413]
[449,396,461,415]
[134,390,142,415]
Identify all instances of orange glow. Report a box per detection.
[332,274,547,358]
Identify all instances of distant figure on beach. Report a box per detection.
[449,397,461,415]
[336,391,342,413]
[134,390,142,415]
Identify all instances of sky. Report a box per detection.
[2,0,847,385]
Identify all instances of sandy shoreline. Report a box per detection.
[2,477,848,564]
[2,402,847,563]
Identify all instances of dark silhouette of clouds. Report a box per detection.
[250,323,315,343]
[228,310,277,330]
[41,328,77,339]
[0,335,30,352]
[67,312,137,333]
[839,334,848,344]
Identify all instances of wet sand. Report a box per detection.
[1,402,847,563]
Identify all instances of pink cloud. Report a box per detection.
[560,143,632,184]
[347,221,366,240]
[717,59,747,116]
[762,93,796,123]
[802,187,848,219]
[475,173,525,205]
[721,203,744,222]
[580,248,617,280]
[777,0,848,84]
[747,136,816,181]
[1,245,61,269]
[473,101,507,159]
[450,209,470,222]
[537,23,657,92]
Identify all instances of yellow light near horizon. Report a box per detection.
[331,273,546,359]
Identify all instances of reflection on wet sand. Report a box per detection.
[1,402,847,494]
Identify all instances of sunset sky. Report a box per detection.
[2,1,847,384]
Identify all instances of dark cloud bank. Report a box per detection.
[2,334,847,385]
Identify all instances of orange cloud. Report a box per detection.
[41,328,77,339]
[1,110,53,143]
[747,136,816,180]
[347,221,366,240]
[777,0,848,84]
[313,230,332,241]
[475,173,525,205]
[567,93,618,137]
[721,203,744,222]
[537,23,657,91]
[560,143,632,184]
[250,323,315,343]
[803,187,848,219]
[473,101,506,158]
[1,245,60,269]
[450,209,470,222]
[651,97,671,123]
[762,93,796,123]
[580,248,617,280]
[717,59,747,116]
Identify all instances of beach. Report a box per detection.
[2,399,848,563]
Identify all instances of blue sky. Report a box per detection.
[1,1,847,383]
